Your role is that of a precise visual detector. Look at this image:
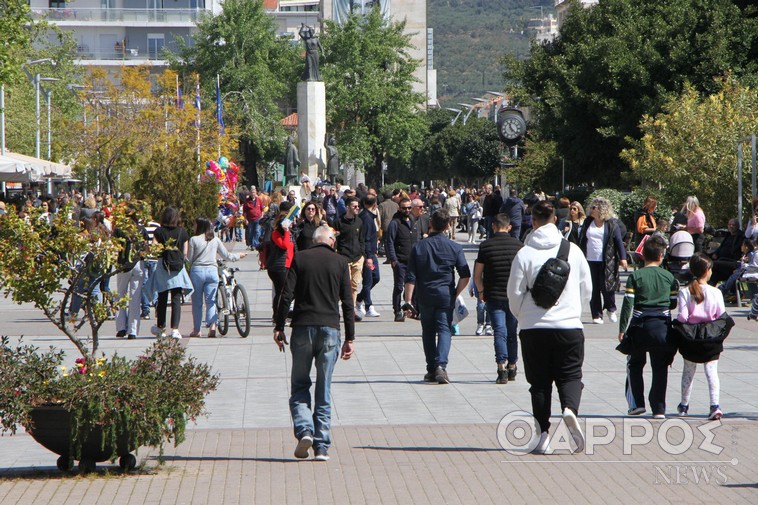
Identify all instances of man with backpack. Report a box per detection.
[507,201,592,454]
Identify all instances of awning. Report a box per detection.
[0,151,72,181]
[0,154,32,182]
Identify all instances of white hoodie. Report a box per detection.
[507,223,592,330]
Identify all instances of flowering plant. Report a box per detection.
[0,336,219,462]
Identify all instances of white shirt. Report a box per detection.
[585,220,605,262]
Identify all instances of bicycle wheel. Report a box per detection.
[216,283,229,335]
[233,284,251,337]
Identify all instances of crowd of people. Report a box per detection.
[2,183,756,461]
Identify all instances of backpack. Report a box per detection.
[162,246,185,272]
[530,240,571,309]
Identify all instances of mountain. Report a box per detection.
[429,0,554,104]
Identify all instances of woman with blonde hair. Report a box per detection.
[559,201,586,245]
[579,197,628,324]
[444,190,461,240]
[683,196,706,252]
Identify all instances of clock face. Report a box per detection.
[499,114,526,140]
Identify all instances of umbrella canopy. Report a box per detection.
[0,154,33,183]
[2,152,72,179]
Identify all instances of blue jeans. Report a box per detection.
[141,260,158,315]
[70,273,102,316]
[289,325,341,452]
[357,253,380,308]
[487,300,519,365]
[471,285,489,325]
[419,304,453,372]
[246,219,261,249]
[190,266,219,332]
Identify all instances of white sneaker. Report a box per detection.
[608,311,618,323]
[355,302,366,319]
[563,408,585,453]
[476,324,485,336]
[485,325,493,336]
[366,306,381,317]
[592,318,604,324]
[151,325,166,338]
[532,431,551,454]
[170,329,182,339]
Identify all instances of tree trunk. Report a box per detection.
[366,152,383,189]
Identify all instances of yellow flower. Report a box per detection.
[60,366,67,372]
[98,371,106,378]
[96,358,106,367]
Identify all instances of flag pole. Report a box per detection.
[195,73,201,165]
[217,74,221,159]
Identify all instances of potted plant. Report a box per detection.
[0,202,219,473]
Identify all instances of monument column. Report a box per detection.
[297,81,326,181]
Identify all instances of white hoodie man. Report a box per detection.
[507,201,592,454]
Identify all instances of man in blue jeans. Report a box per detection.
[473,213,523,384]
[404,208,471,384]
[274,226,355,461]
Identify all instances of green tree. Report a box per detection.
[0,0,32,85]
[621,79,758,226]
[322,9,428,187]
[504,0,757,186]
[165,0,300,187]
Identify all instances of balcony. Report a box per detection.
[31,8,205,25]
[73,45,168,65]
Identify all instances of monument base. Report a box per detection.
[297,81,327,182]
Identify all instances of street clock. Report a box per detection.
[497,107,526,144]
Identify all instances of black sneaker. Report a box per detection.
[435,366,450,384]
[394,311,405,322]
[354,314,362,322]
[423,371,436,382]
[496,369,508,384]
[314,448,330,461]
[116,330,127,338]
[140,313,150,320]
[507,364,518,381]
[127,334,136,340]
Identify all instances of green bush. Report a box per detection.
[379,182,410,195]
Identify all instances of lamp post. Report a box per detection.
[22,59,56,159]
[445,107,462,125]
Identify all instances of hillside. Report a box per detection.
[429,0,554,105]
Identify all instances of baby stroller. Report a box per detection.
[666,230,695,285]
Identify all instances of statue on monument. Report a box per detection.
[325,135,340,182]
[283,136,300,185]
[299,23,324,82]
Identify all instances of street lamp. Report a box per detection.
[457,103,476,125]
[445,107,462,125]
[22,59,57,160]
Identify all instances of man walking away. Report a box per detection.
[404,209,471,384]
[500,189,525,240]
[507,201,592,454]
[378,190,400,257]
[274,226,355,462]
[474,214,523,384]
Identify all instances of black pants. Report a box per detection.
[588,261,617,319]
[268,267,289,316]
[626,348,676,415]
[710,259,739,286]
[156,288,182,329]
[391,262,408,313]
[520,328,585,433]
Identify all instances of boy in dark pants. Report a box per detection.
[617,236,679,418]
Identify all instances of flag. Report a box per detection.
[195,74,201,128]
[175,76,184,109]
[216,74,225,134]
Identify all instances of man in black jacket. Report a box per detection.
[500,189,525,240]
[474,214,523,384]
[386,198,414,322]
[274,226,355,462]
[334,197,365,313]
[356,195,381,318]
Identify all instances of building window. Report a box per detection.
[148,34,165,60]
[49,0,66,8]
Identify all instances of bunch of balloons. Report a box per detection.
[204,156,240,197]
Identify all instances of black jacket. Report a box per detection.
[274,243,355,340]
[579,217,627,291]
[358,208,378,256]
[474,232,523,301]
[670,313,734,363]
[334,214,365,262]
[386,212,413,264]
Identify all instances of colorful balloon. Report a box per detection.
[218,156,229,171]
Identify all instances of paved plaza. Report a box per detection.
[1,240,757,504]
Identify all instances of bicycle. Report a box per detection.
[216,260,251,337]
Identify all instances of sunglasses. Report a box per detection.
[400,206,412,210]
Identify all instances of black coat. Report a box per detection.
[669,313,734,363]
[579,217,627,291]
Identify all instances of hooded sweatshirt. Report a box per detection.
[507,223,592,330]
